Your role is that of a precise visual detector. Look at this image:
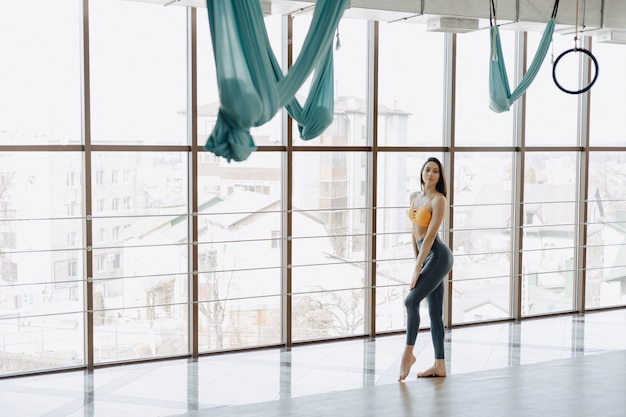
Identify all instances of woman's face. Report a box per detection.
[422,161,440,188]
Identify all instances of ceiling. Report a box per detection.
[130,0,626,43]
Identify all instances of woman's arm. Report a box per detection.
[409,192,420,258]
[410,195,447,289]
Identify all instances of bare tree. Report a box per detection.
[198,247,234,350]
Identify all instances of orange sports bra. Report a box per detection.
[408,196,432,227]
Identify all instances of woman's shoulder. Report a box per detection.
[431,193,448,206]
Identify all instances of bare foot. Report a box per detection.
[398,354,416,381]
[417,359,446,378]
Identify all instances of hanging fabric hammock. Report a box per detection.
[489,0,560,113]
[204,0,349,162]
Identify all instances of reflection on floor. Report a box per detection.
[1,309,625,417]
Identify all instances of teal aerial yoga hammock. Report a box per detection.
[204,0,349,161]
[489,0,560,113]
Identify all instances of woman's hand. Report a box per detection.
[410,263,423,289]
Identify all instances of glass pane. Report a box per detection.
[0,1,82,145]
[91,151,189,362]
[375,152,444,332]
[522,152,577,316]
[378,23,444,146]
[292,289,366,341]
[586,152,626,308]
[455,29,514,146]
[452,153,513,324]
[198,296,281,351]
[0,152,85,375]
[91,242,189,363]
[0,312,84,376]
[197,152,283,351]
[92,151,187,216]
[292,152,368,340]
[0,152,84,220]
[292,18,367,146]
[197,14,283,149]
[589,43,626,146]
[525,32,578,146]
[93,301,188,363]
[89,0,187,145]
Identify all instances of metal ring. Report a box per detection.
[552,48,599,95]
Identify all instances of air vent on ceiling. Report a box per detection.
[426,17,479,33]
[594,30,626,44]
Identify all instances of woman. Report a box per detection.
[399,156,454,381]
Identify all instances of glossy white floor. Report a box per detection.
[1,309,625,417]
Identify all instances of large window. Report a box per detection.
[586,43,626,309]
[455,29,514,146]
[378,24,444,146]
[0,1,82,145]
[589,42,626,146]
[525,32,579,146]
[375,152,441,332]
[196,152,283,351]
[586,153,626,308]
[452,153,513,324]
[522,152,577,316]
[89,0,187,145]
[1,1,625,377]
[91,152,189,363]
[291,151,368,341]
[292,18,368,147]
[0,153,85,374]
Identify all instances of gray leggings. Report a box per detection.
[404,235,453,359]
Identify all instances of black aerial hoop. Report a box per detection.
[552,48,599,94]
[552,0,599,95]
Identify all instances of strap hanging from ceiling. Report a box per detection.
[204,0,349,162]
[489,0,560,113]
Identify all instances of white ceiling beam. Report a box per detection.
[122,0,626,35]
